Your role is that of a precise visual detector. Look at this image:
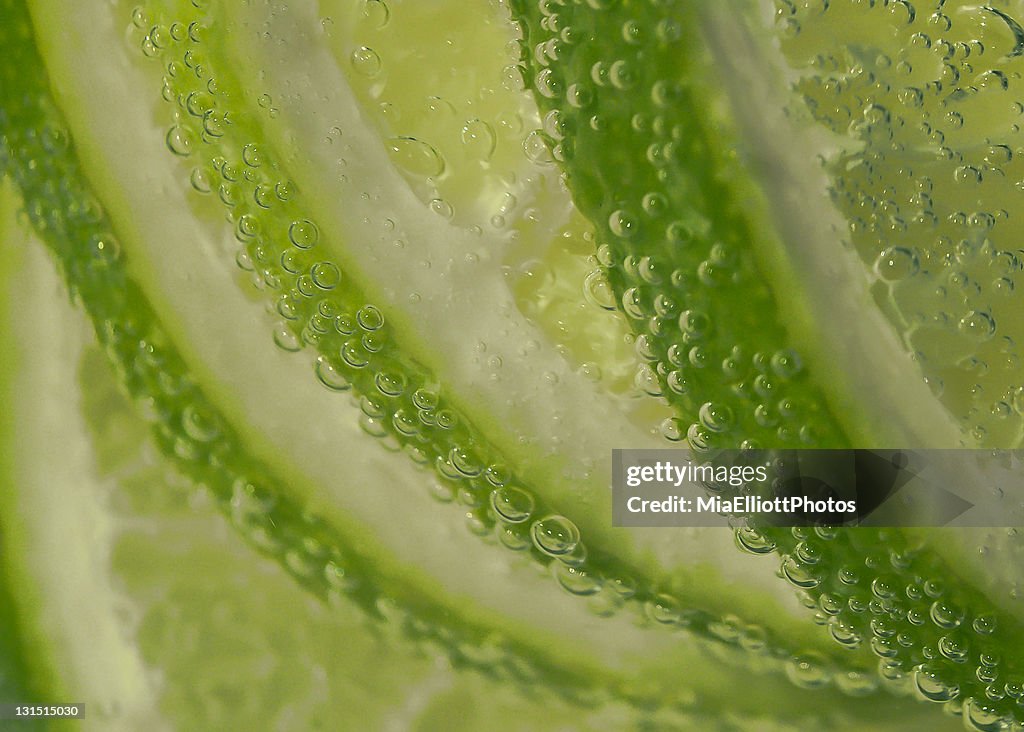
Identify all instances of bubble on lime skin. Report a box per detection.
[181,404,220,442]
[959,311,996,341]
[165,125,195,156]
[359,0,390,28]
[273,325,302,352]
[523,130,555,165]
[912,664,960,702]
[280,220,320,251]
[582,269,616,310]
[429,198,454,219]
[386,137,445,178]
[350,46,382,77]
[490,486,535,523]
[530,515,580,556]
[785,654,830,690]
[373,370,407,398]
[356,305,384,331]
[552,563,602,596]
[311,262,341,290]
[929,600,963,630]
[608,209,637,238]
[340,340,369,368]
[185,147,210,180]
[735,527,776,554]
[495,522,532,551]
[314,356,351,392]
[461,119,496,160]
[874,246,920,281]
[241,143,264,167]
[645,594,681,625]
[964,697,1004,732]
[698,402,733,433]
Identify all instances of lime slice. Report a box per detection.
[1,0,1023,729]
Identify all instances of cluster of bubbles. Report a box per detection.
[739,520,1023,728]
[337,0,543,233]
[777,0,1024,448]
[511,0,849,453]
[124,0,840,694]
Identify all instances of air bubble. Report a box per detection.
[273,326,301,352]
[566,83,593,108]
[964,697,1003,731]
[491,486,535,523]
[874,247,920,281]
[357,305,384,331]
[340,340,369,368]
[679,309,711,340]
[289,219,319,249]
[165,125,194,156]
[699,402,734,433]
[645,594,682,624]
[189,166,213,194]
[553,564,601,596]
[660,416,686,442]
[387,137,445,178]
[523,130,555,165]
[955,165,982,184]
[429,199,454,219]
[930,600,963,629]
[786,654,830,689]
[583,269,616,310]
[241,143,264,167]
[735,527,776,554]
[771,349,803,379]
[959,311,996,341]
[938,633,969,662]
[531,516,580,556]
[609,59,636,89]
[350,46,382,77]
[311,262,341,290]
[461,119,496,160]
[360,0,390,27]
[181,404,220,442]
[914,664,960,702]
[375,371,407,397]
[315,357,350,391]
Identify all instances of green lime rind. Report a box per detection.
[508,0,1024,726]
[0,0,913,724]
[510,0,849,453]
